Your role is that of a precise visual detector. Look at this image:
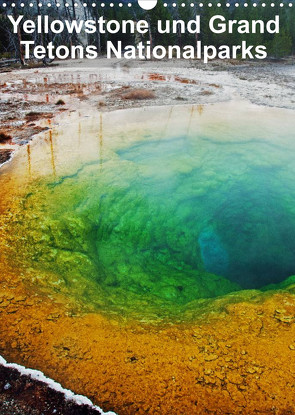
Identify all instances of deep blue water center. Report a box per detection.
[117,134,295,290]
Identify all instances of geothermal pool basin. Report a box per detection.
[1,101,295,414]
[1,101,295,314]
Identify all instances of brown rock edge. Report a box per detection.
[0,149,13,165]
[0,363,103,415]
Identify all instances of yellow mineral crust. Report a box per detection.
[0,265,295,415]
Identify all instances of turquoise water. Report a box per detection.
[116,134,295,289]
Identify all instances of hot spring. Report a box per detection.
[1,101,295,318]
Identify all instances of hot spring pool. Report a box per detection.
[1,101,295,317]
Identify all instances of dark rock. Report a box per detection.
[0,364,104,415]
[0,149,13,165]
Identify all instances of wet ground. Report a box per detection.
[1,57,294,165]
[1,57,294,167]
